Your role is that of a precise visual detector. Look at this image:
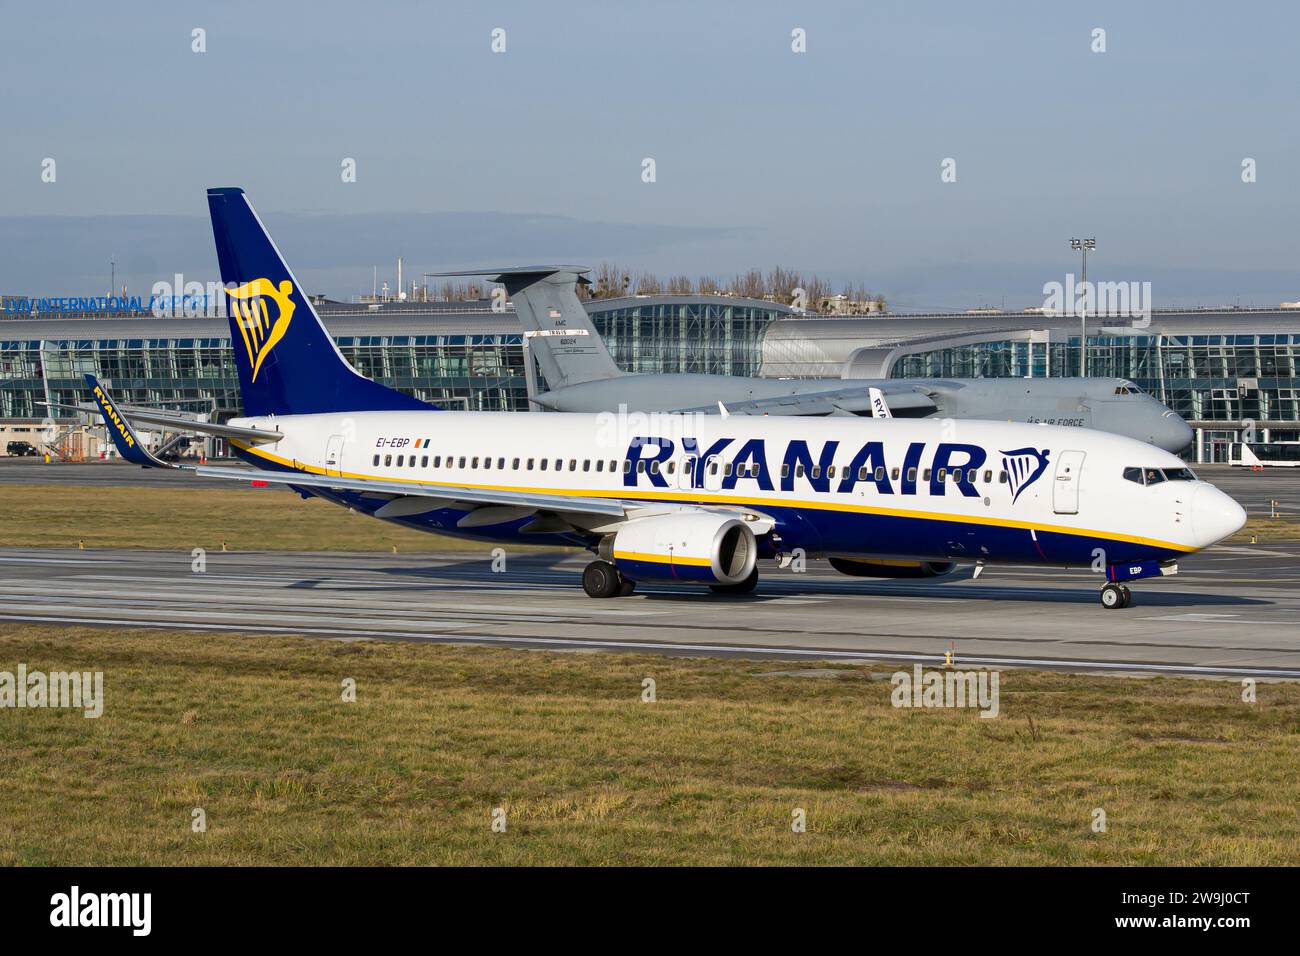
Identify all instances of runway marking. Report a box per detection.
[1142,613,1298,626]
[2,613,1298,680]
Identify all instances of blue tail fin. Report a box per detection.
[207,187,432,417]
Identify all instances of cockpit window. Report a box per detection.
[1113,381,1144,396]
[1125,466,1198,486]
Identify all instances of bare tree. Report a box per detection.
[728,269,767,299]
[695,275,721,296]
[633,272,662,295]
[591,262,631,299]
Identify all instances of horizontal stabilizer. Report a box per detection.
[40,400,283,444]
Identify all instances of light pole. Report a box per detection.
[1070,238,1095,375]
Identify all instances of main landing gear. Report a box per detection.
[1100,583,1133,610]
[582,560,637,598]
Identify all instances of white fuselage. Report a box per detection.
[228,410,1244,566]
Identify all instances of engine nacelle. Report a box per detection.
[601,512,757,585]
[829,557,956,579]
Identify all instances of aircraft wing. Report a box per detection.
[81,372,778,531]
[192,464,628,518]
[673,383,938,417]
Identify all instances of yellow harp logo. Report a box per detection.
[225,278,296,382]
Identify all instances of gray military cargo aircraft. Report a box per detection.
[433,266,1194,452]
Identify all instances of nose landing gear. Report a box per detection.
[1100,583,1133,609]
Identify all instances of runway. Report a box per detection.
[2,543,1298,678]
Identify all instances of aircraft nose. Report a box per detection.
[1154,412,1194,453]
[1190,483,1247,548]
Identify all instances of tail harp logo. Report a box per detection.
[226,279,296,382]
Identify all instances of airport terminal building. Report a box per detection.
[2,296,1297,462]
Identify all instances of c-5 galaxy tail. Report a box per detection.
[431,266,624,390]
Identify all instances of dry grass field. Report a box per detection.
[1,624,1297,866]
[0,483,567,553]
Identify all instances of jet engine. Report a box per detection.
[828,557,956,579]
[600,512,757,585]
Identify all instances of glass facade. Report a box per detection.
[0,333,526,420]
[6,302,1297,466]
[588,299,781,376]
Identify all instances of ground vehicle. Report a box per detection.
[1228,441,1300,468]
[6,441,39,457]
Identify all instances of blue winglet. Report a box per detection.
[84,374,169,468]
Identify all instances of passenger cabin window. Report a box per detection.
[372,454,380,466]
[540,459,548,471]
[421,456,428,467]
[875,466,886,481]
[384,454,392,466]
[497,457,505,469]
[512,458,520,469]
[458,456,466,468]
[397,455,404,466]
[527,458,534,470]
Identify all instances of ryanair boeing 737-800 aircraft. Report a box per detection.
[72,188,1246,608]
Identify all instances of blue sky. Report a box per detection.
[1,0,1297,309]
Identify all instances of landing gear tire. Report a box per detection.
[709,566,759,595]
[1120,585,1132,608]
[1100,583,1129,610]
[617,578,637,597]
[582,560,621,599]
